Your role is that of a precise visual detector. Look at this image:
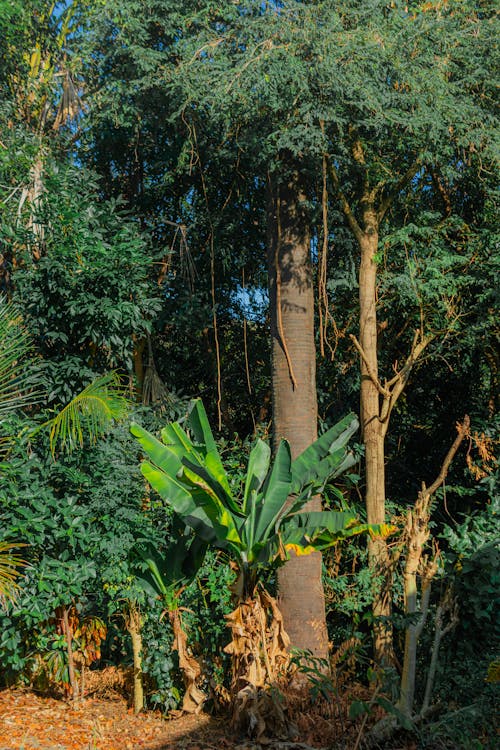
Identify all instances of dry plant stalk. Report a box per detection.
[224,586,293,741]
[170,609,206,714]
[398,415,470,717]
[125,601,144,714]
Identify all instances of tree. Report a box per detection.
[267,162,327,656]
[71,0,498,667]
[314,0,496,664]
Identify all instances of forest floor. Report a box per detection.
[0,685,391,750]
[0,689,229,750]
[0,689,382,750]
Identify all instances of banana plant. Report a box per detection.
[131,400,390,726]
[131,399,385,596]
[130,521,208,714]
[131,519,207,613]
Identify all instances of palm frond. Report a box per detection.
[142,337,172,410]
[0,541,27,609]
[0,296,39,418]
[44,372,130,456]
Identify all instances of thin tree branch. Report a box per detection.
[325,156,364,243]
[349,334,389,397]
[380,330,434,435]
[426,415,470,496]
[377,159,422,223]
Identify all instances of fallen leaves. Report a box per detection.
[0,690,219,750]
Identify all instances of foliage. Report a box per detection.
[131,517,207,612]
[131,399,386,597]
[10,163,161,402]
[0,296,38,420]
[440,496,500,650]
[40,372,130,456]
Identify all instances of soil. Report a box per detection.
[0,684,393,750]
[0,690,229,750]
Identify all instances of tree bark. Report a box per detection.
[267,164,328,660]
[126,602,144,714]
[61,605,79,701]
[358,213,393,667]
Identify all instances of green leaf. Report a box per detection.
[243,439,271,513]
[187,398,233,498]
[279,511,372,554]
[254,439,292,543]
[44,372,129,455]
[160,421,196,458]
[349,700,369,719]
[181,458,243,544]
[140,462,202,521]
[0,296,41,434]
[130,422,182,476]
[291,414,359,494]
[181,454,242,516]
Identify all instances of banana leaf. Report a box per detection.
[254,439,292,543]
[290,414,359,494]
[242,439,271,513]
[186,399,233,498]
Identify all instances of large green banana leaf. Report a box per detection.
[253,439,292,543]
[186,399,233,498]
[131,421,242,548]
[242,439,271,513]
[131,400,383,588]
[132,522,207,607]
[290,414,359,494]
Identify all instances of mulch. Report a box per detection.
[0,690,227,750]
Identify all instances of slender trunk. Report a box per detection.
[399,568,432,716]
[61,606,79,701]
[133,336,146,399]
[267,164,328,660]
[358,215,393,667]
[328,148,425,670]
[29,153,45,260]
[398,487,435,716]
[126,603,144,714]
[422,586,458,714]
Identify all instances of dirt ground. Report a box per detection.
[0,686,398,750]
[0,690,231,750]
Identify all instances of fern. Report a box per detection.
[0,296,38,418]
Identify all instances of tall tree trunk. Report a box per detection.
[327,146,424,669]
[126,602,144,714]
[267,164,328,660]
[358,212,393,667]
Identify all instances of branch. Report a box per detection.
[426,415,470,496]
[349,334,389,396]
[385,329,431,389]
[188,37,225,64]
[325,156,364,243]
[377,159,422,223]
[429,166,452,217]
[380,330,433,434]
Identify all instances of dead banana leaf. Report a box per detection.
[170,610,206,714]
[225,586,295,741]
